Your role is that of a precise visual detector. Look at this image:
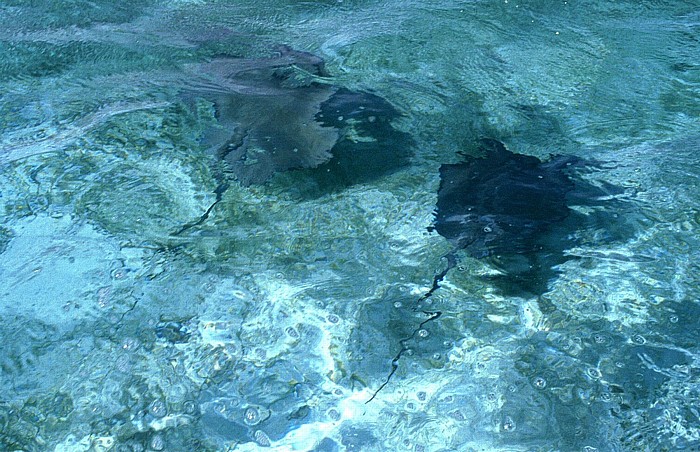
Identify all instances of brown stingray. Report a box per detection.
[172,46,414,234]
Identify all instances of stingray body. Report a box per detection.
[434,138,578,257]
[183,46,411,187]
[432,138,623,295]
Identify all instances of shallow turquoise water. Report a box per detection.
[1,1,699,450]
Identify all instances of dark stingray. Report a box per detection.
[368,138,632,402]
[430,138,628,295]
[182,45,411,187]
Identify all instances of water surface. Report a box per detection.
[1,1,699,450]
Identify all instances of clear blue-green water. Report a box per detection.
[1,1,699,451]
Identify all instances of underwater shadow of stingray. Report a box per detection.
[182,46,412,188]
[294,88,414,195]
[430,138,629,295]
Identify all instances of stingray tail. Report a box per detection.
[418,250,457,304]
[366,250,457,403]
[171,182,230,236]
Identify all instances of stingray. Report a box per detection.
[428,138,632,295]
[368,138,630,402]
[173,46,412,234]
[180,45,411,187]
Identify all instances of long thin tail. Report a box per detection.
[172,182,229,236]
[366,251,457,403]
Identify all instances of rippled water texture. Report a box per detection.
[1,0,699,450]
